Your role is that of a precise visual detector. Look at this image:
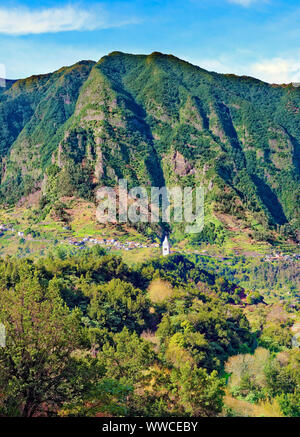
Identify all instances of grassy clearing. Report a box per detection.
[224,394,283,417]
[112,247,160,265]
[148,279,173,303]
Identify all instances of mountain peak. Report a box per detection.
[107,51,125,57]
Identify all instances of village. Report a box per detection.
[264,252,300,262]
[67,236,161,251]
[0,224,16,235]
[67,235,173,255]
[0,222,166,252]
[0,222,299,260]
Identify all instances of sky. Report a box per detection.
[0,0,300,83]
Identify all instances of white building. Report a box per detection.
[162,235,170,256]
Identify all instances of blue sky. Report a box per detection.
[0,0,300,83]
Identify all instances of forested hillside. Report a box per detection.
[0,249,299,417]
[0,54,299,416]
[0,52,299,243]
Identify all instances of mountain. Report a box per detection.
[0,52,299,243]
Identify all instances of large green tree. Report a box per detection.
[0,267,89,416]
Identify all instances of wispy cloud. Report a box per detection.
[228,0,264,6]
[0,5,139,35]
[251,57,300,84]
[187,52,300,84]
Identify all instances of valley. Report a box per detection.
[0,51,299,418]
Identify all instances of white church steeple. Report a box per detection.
[162,235,170,256]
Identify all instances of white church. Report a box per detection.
[162,235,170,256]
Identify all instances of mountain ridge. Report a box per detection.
[0,51,299,244]
[6,51,299,86]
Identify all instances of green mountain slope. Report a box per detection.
[0,52,299,242]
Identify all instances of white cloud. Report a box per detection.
[250,58,300,84]
[0,5,138,35]
[186,53,300,84]
[228,0,262,6]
